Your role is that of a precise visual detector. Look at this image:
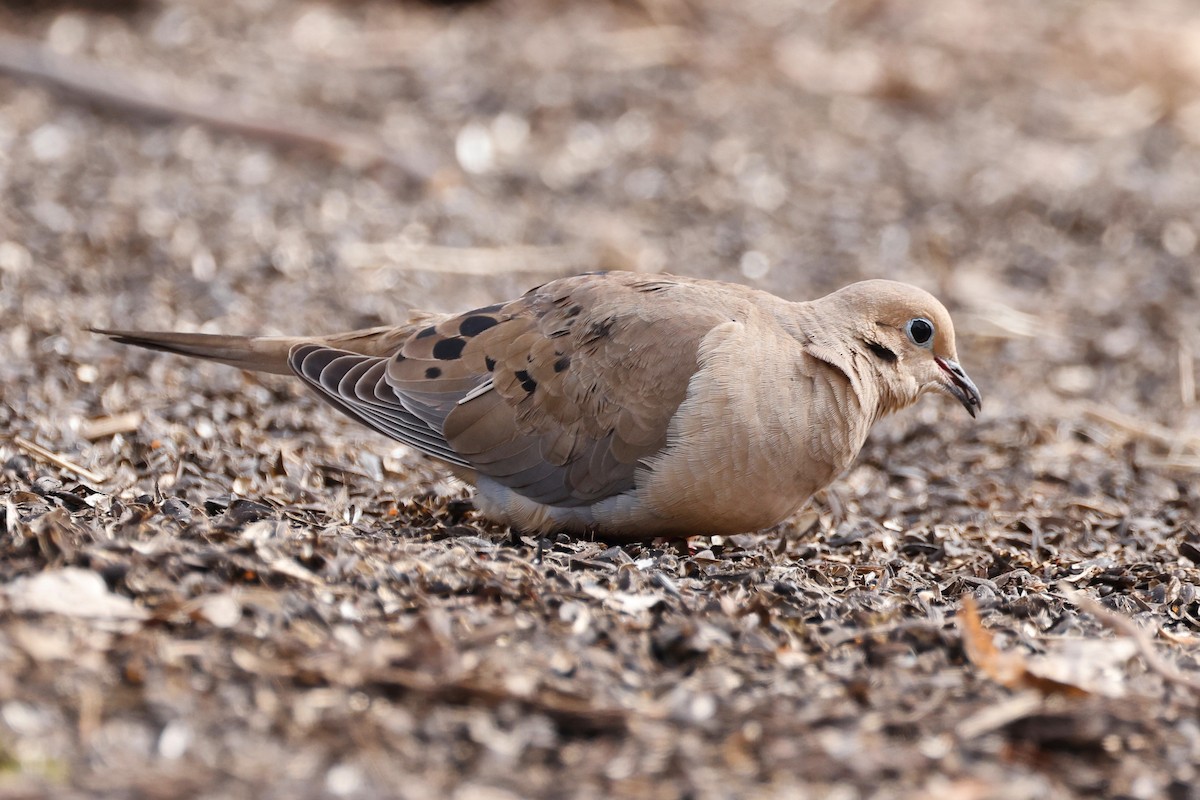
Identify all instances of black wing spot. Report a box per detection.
[425,367,442,379]
[484,356,496,371]
[581,316,615,344]
[867,342,897,362]
[514,369,537,393]
[565,304,583,319]
[459,315,500,337]
[416,326,438,339]
[553,355,571,373]
[432,337,467,360]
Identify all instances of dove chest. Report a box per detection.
[636,319,868,534]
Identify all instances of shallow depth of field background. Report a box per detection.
[2,1,1200,798]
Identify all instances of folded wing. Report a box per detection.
[287,273,735,508]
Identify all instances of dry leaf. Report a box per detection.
[193,593,243,628]
[5,568,148,622]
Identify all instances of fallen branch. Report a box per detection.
[1079,402,1200,451]
[1060,583,1200,694]
[339,242,605,276]
[12,436,107,484]
[0,32,430,178]
[1180,339,1196,409]
[78,410,142,440]
[368,667,634,734]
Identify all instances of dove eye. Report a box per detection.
[906,318,934,348]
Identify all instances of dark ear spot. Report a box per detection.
[432,337,466,360]
[867,342,897,362]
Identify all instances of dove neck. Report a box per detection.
[788,300,904,427]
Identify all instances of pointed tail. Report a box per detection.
[92,324,420,375]
[92,328,300,374]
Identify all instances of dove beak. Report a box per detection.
[935,357,982,418]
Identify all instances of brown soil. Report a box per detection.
[2,1,1200,797]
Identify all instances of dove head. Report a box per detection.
[819,280,982,419]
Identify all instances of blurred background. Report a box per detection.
[2,0,1200,797]
[1,0,1197,433]
[0,0,1195,438]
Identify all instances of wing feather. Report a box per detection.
[283,273,754,507]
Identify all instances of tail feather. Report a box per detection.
[91,328,301,375]
[92,324,423,375]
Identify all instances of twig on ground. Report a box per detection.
[12,436,107,484]
[370,667,635,734]
[78,411,142,440]
[339,242,607,276]
[0,32,429,178]
[1059,583,1200,694]
[1080,402,1200,450]
[1180,339,1196,409]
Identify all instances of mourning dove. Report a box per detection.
[96,271,980,540]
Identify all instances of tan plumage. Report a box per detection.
[95,271,981,540]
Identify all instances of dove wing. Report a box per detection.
[288,273,737,506]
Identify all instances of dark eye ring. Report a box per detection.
[906,318,934,348]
